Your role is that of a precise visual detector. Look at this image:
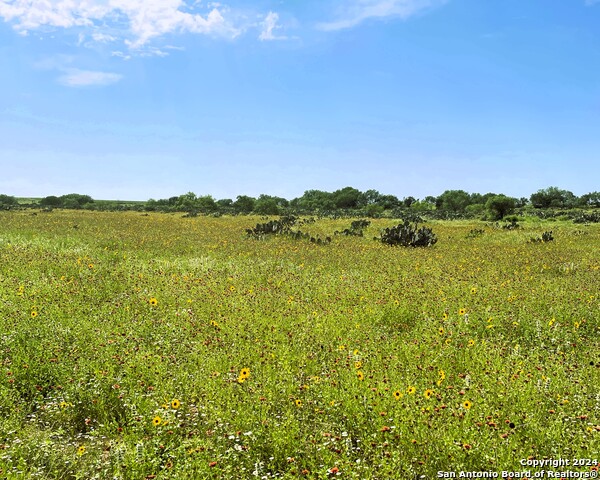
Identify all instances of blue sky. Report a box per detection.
[1,0,599,201]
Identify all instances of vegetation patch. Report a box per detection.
[376,219,438,247]
[0,211,598,479]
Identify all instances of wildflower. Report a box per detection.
[468,339,475,347]
[171,399,181,409]
[438,327,444,335]
[295,399,302,407]
[240,368,250,379]
[470,287,477,294]
[31,311,38,318]
[149,297,158,306]
[443,312,448,320]
[152,416,162,426]
[459,308,466,315]
[229,285,235,292]
[439,370,446,380]
[407,386,416,395]
[424,389,434,399]
[463,400,472,410]
[88,263,94,269]
[354,361,362,369]
[77,446,86,456]
[357,371,364,381]
[393,390,402,400]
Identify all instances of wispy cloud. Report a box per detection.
[317,0,448,31]
[0,0,241,51]
[259,12,287,41]
[58,69,123,87]
[34,54,121,86]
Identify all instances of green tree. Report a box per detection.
[59,193,94,209]
[254,195,289,215]
[196,195,218,214]
[465,203,486,218]
[402,196,416,208]
[436,190,472,213]
[363,189,381,205]
[579,191,600,208]
[217,199,233,208]
[254,197,280,215]
[485,195,516,220]
[530,187,577,209]
[332,187,364,209]
[0,194,18,209]
[176,192,198,212]
[376,194,400,210]
[296,190,335,212]
[233,195,256,214]
[40,195,61,207]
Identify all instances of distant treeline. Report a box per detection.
[1,187,599,221]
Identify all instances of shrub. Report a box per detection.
[376,219,437,247]
[246,216,331,245]
[246,216,297,238]
[466,229,485,238]
[335,219,370,237]
[501,218,520,230]
[529,231,554,243]
[572,211,600,224]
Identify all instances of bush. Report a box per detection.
[376,219,437,247]
[246,216,331,245]
[335,219,370,237]
[466,229,485,239]
[501,218,520,230]
[0,194,19,210]
[572,211,600,224]
[529,231,554,243]
[246,216,297,237]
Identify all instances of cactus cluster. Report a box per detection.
[246,216,330,244]
[376,219,437,247]
[466,228,485,238]
[335,219,371,237]
[529,231,554,243]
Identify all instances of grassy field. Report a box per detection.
[0,210,598,479]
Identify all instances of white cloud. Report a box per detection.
[92,32,117,43]
[111,51,132,60]
[259,11,287,41]
[58,69,123,87]
[0,0,240,50]
[317,0,448,31]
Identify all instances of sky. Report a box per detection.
[1,0,599,201]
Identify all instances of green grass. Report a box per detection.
[0,211,598,479]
